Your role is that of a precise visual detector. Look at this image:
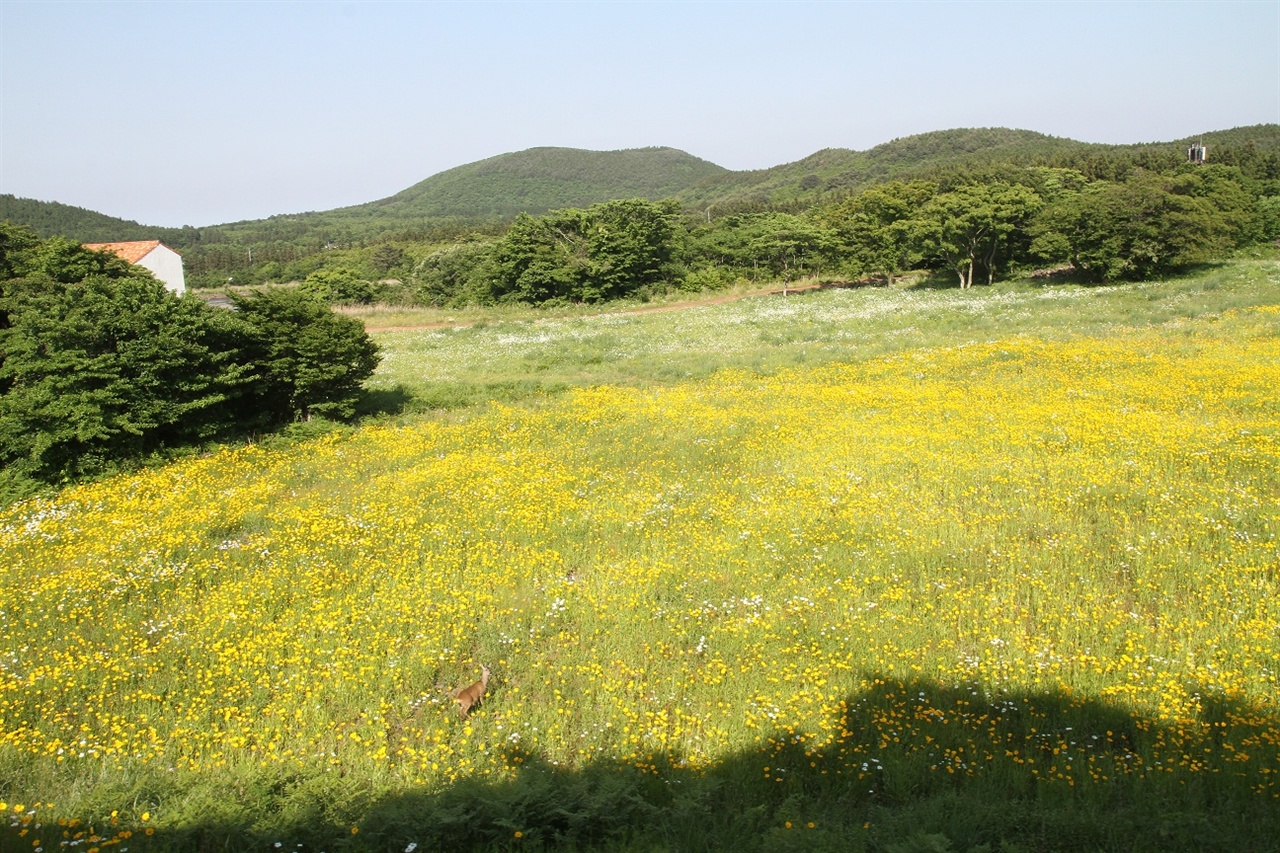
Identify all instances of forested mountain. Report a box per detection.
[678,128,1081,213]
[680,126,1280,214]
[9,126,1280,239]
[358,146,728,219]
[4,125,1279,285]
[2,147,728,258]
[0,195,192,245]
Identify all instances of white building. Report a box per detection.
[82,240,186,295]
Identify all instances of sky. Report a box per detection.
[2,0,1278,227]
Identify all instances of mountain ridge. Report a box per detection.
[355,145,728,219]
[4,124,1278,245]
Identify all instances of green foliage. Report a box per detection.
[820,180,937,284]
[1032,169,1246,281]
[0,273,250,481]
[679,263,738,291]
[370,146,727,220]
[886,833,957,853]
[369,244,406,275]
[915,182,1043,287]
[488,212,582,304]
[683,212,835,285]
[0,194,194,244]
[0,230,382,486]
[0,221,41,280]
[301,267,376,304]
[1182,164,1265,245]
[33,235,139,283]
[7,125,1280,297]
[744,213,837,283]
[231,288,381,421]
[1257,195,1280,242]
[411,239,498,306]
[488,199,682,304]
[584,198,681,298]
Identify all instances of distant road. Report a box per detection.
[198,294,236,309]
[362,280,865,333]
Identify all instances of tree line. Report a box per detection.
[0,224,380,495]
[376,162,1277,307]
[8,130,1277,293]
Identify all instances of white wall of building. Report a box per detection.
[137,245,186,295]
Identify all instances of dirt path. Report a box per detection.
[363,281,856,333]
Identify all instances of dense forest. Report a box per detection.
[3,125,1279,299]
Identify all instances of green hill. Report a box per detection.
[677,125,1280,213]
[0,147,727,248]
[358,145,729,219]
[679,127,1076,211]
[0,194,191,244]
[5,125,1278,256]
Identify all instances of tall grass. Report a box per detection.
[2,261,1279,852]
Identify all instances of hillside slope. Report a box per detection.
[5,125,1278,248]
[357,145,728,219]
[0,194,191,245]
[677,124,1280,212]
[677,127,1076,211]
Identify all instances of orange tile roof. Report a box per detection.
[82,240,171,263]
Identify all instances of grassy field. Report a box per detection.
[2,259,1279,852]
[357,259,1280,413]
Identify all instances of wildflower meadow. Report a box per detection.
[2,262,1279,851]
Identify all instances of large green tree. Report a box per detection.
[300,267,376,304]
[0,228,383,485]
[488,211,586,304]
[916,182,1042,288]
[581,199,680,301]
[685,212,835,287]
[0,222,40,282]
[821,181,936,285]
[231,288,381,422]
[413,239,498,307]
[488,199,681,304]
[744,213,837,292]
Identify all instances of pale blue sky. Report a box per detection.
[2,0,1277,227]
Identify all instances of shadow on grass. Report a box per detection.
[903,262,1239,293]
[1020,262,1236,291]
[402,379,573,413]
[354,381,569,420]
[9,676,1278,853]
[905,271,967,291]
[356,385,417,418]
